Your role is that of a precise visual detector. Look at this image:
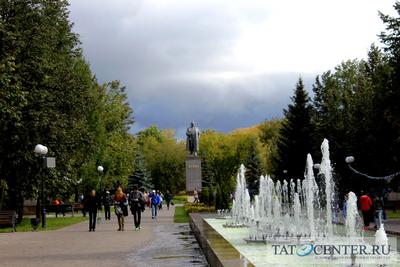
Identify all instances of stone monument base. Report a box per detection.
[185,155,202,193]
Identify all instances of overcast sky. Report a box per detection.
[68,0,395,137]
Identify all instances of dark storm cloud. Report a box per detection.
[68,0,315,137]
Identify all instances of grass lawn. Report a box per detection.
[386,210,400,219]
[172,195,188,205]
[174,206,189,223]
[0,216,87,233]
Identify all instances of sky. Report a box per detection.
[68,0,396,138]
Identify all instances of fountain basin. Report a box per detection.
[191,214,400,267]
[190,213,254,267]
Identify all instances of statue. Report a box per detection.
[186,121,200,156]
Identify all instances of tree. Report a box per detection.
[0,1,136,219]
[139,127,186,194]
[93,81,135,192]
[378,2,400,170]
[258,119,282,174]
[244,137,262,197]
[137,125,163,145]
[310,50,397,194]
[273,78,314,179]
[311,60,368,192]
[200,130,239,209]
[128,149,152,191]
[0,0,98,218]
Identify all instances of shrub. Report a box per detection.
[184,202,215,213]
[199,187,215,206]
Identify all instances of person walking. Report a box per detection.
[103,191,112,221]
[373,193,384,229]
[193,188,199,203]
[359,191,373,230]
[149,190,160,220]
[129,185,145,230]
[158,190,163,210]
[114,186,128,231]
[143,191,149,208]
[165,191,173,210]
[87,190,99,232]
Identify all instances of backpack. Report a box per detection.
[129,191,144,210]
[151,194,160,205]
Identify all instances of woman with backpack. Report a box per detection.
[129,185,145,230]
[149,190,160,220]
[114,186,128,231]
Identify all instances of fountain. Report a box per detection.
[193,139,398,266]
[241,152,322,244]
[320,139,334,237]
[239,139,368,245]
[225,164,250,227]
[345,192,359,238]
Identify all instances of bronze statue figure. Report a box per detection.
[186,121,200,156]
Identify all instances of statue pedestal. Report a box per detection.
[185,155,202,193]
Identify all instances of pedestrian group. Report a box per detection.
[82,185,171,232]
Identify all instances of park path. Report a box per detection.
[0,206,182,267]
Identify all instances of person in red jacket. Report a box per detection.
[359,191,373,229]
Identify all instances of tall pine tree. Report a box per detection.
[245,137,262,197]
[273,78,314,179]
[128,149,153,191]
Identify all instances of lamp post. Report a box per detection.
[345,156,355,164]
[283,169,288,179]
[345,155,400,182]
[34,144,48,228]
[97,166,104,193]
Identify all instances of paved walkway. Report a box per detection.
[0,206,179,267]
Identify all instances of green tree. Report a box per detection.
[137,125,163,145]
[244,137,262,197]
[273,78,314,179]
[200,130,239,209]
[0,1,136,219]
[128,149,153,191]
[139,127,186,194]
[310,51,396,193]
[312,60,368,191]
[0,0,99,218]
[378,2,400,170]
[258,119,282,174]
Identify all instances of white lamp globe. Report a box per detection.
[345,156,355,164]
[34,144,48,155]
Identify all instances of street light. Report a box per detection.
[34,144,48,155]
[34,144,48,228]
[97,166,104,193]
[345,156,355,164]
[345,155,400,183]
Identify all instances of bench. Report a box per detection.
[46,204,73,217]
[0,210,16,232]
